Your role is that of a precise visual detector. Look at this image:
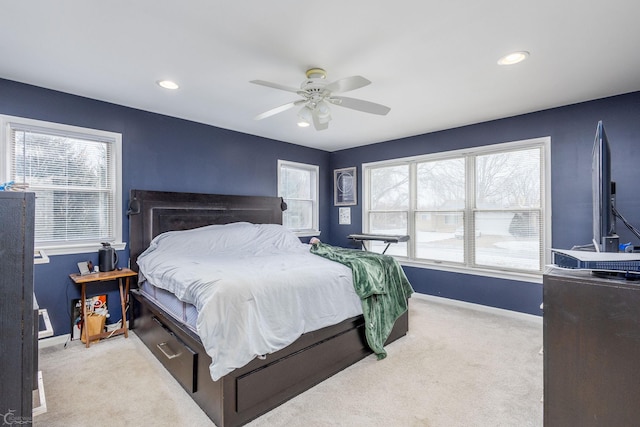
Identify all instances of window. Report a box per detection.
[277,160,319,237]
[368,163,410,256]
[364,137,550,279]
[1,115,123,255]
[415,157,465,262]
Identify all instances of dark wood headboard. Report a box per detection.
[127,189,286,272]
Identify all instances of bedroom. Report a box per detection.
[1,1,640,426]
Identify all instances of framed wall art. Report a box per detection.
[334,167,357,206]
[338,207,351,225]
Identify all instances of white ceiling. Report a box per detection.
[2,1,640,152]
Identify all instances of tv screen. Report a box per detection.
[592,120,618,252]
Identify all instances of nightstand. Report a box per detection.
[69,268,137,348]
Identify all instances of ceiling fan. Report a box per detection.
[250,68,390,130]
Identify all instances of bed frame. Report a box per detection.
[128,189,409,427]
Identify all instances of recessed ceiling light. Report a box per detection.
[157,80,179,90]
[497,51,530,66]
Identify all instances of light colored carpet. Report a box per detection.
[34,296,543,427]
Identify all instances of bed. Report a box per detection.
[128,189,410,427]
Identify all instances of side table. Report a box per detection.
[69,268,137,348]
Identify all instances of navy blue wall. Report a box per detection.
[329,91,640,315]
[0,78,331,337]
[3,76,640,335]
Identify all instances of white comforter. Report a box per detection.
[137,222,362,381]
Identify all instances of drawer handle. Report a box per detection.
[157,341,182,360]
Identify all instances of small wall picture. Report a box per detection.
[339,207,351,225]
[334,167,357,206]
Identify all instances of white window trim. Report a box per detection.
[1,114,125,255]
[363,137,551,283]
[277,159,320,237]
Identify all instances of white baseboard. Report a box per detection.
[412,293,542,325]
[38,334,70,348]
[38,320,130,348]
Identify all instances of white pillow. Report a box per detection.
[142,222,304,257]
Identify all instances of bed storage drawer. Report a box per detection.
[235,323,368,413]
[144,315,198,393]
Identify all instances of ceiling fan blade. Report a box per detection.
[324,76,371,94]
[250,79,302,94]
[330,96,391,115]
[254,100,304,120]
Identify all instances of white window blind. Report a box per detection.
[3,116,122,253]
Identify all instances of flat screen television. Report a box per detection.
[592,120,619,252]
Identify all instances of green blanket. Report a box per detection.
[310,242,414,359]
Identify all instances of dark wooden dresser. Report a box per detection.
[543,268,640,426]
[0,192,35,421]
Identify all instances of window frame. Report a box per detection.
[363,137,551,283]
[1,114,124,255]
[277,159,320,237]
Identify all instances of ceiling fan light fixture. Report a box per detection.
[297,105,313,127]
[317,101,331,124]
[497,51,529,66]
